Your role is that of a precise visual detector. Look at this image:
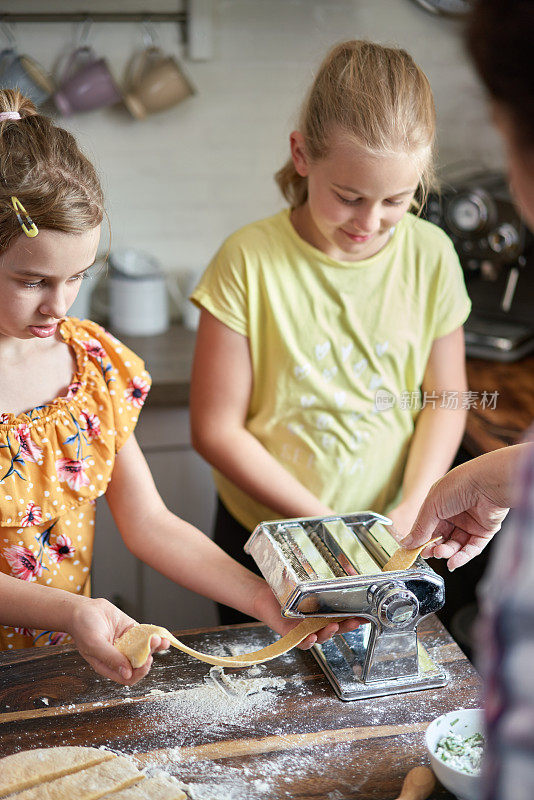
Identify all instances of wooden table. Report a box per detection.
[0,619,481,799]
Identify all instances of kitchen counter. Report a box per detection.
[0,618,480,799]
[465,355,534,455]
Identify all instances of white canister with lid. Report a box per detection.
[109,249,169,336]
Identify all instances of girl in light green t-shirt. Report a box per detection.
[190,40,471,624]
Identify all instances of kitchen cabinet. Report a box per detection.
[92,407,218,630]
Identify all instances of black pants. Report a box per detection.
[213,497,262,625]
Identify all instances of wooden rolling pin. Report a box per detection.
[394,766,436,800]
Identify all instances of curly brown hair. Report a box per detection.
[0,89,104,253]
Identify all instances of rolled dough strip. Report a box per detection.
[0,747,114,798]
[115,617,341,670]
[99,777,186,800]
[10,756,141,800]
[382,536,442,572]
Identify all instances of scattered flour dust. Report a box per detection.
[126,664,292,734]
[145,739,379,800]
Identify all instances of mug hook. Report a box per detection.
[0,18,17,48]
[142,19,160,49]
[75,16,93,47]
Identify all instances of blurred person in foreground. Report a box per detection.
[402,2,534,797]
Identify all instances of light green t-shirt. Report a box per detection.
[192,209,471,532]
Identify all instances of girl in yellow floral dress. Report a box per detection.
[0,90,354,685]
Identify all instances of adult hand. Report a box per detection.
[252,580,361,650]
[399,448,522,571]
[68,597,170,685]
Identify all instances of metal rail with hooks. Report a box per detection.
[0,11,188,44]
[0,13,187,23]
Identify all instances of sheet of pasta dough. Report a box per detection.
[115,617,340,669]
[0,747,114,798]
[99,776,186,800]
[8,756,141,800]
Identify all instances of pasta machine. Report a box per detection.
[244,511,447,701]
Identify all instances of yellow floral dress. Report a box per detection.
[0,318,151,651]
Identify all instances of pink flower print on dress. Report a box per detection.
[55,457,90,491]
[83,339,107,359]
[66,381,83,399]
[4,544,43,581]
[80,410,101,441]
[124,376,149,409]
[14,424,43,463]
[48,534,75,564]
[49,631,69,645]
[14,627,35,637]
[20,502,43,527]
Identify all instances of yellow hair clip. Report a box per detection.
[11,196,39,238]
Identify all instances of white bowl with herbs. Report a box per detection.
[425,708,484,800]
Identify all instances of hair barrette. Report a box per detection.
[11,196,39,238]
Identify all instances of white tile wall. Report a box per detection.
[5,0,504,278]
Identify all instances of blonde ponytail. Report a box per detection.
[275,40,437,208]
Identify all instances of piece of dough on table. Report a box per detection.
[0,747,114,798]
[8,755,141,800]
[100,776,186,800]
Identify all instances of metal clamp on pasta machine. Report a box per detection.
[245,511,447,701]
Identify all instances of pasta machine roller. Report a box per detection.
[245,511,447,701]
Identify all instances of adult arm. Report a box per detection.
[387,326,468,537]
[189,308,333,518]
[400,442,534,570]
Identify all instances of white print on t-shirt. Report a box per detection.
[369,374,383,390]
[341,342,353,361]
[317,414,330,430]
[322,434,335,450]
[280,442,316,470]
[290,334,390,468]
[294,363,311,380]
[281,443,305,463]
[336,456,364,476]
[287,422,304,435]
[334,391,346,407]
[353,358,367,377]
[315,342,331,360]
[375,341,389,356]
[322,366,338,382]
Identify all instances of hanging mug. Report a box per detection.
[53,45,122,116]
[0,48,54,106]
[123,46,195,120]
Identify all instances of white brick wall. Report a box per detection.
[5,0,504,278]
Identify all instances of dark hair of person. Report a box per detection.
[466,0,534,151]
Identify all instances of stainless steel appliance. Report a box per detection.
[245,511,447,701]
[423,171,534,361]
